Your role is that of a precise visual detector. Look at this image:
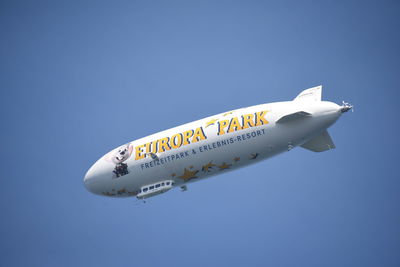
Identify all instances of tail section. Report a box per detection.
[293,86,338,152]
[301,130,335,152]
[294,85,322,102]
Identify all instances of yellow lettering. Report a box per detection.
[227,117,242,133]
[241,114,255,129]
[255,111,269,126]
[217,120,230,135]
[135,125,212,160]
[145,141,157,154]
[157,137,171,152]
[182,130,194,145]
[170,133,183,149]
[135,144,145,160]
[192,127,206,143]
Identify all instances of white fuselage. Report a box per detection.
[84,98,343,198]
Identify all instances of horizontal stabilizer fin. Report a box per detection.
[276,111,311,124]
[294,86,322,102]
[301,130,335,152]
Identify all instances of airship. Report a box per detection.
[84,86,352,199]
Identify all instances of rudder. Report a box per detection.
[294,85,322,102]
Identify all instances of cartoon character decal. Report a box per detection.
[104,143,134,178]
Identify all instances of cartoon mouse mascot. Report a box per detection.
[104,143,134,178]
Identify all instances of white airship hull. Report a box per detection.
[84,86,350,198]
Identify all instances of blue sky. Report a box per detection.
[1,1,399,266]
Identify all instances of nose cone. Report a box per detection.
[83,159,111,196]
[84,165,99,194]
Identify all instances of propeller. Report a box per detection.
[341,101,353,113]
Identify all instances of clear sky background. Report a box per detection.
[1,1,399,266]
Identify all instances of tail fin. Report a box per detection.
[294,85,322,102]
[300,130,335,152]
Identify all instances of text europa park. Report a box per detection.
[135,111,269,160]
